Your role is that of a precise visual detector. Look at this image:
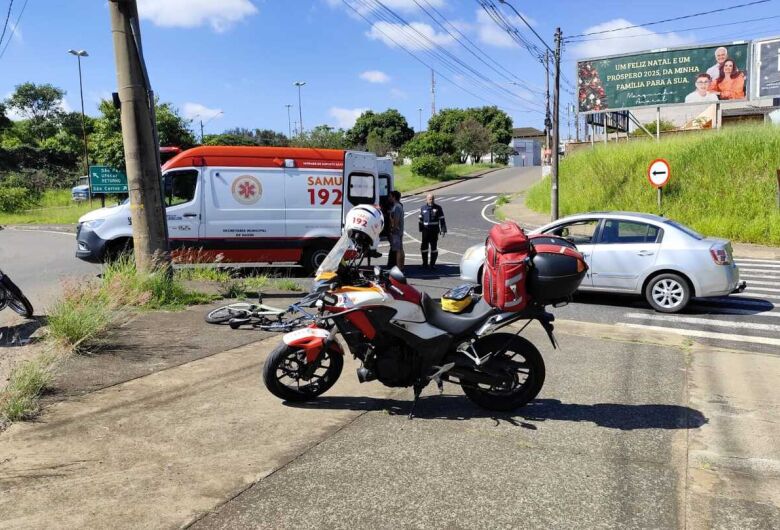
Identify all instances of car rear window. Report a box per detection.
[664,220,704,240]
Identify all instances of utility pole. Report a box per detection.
[418,107,423,132]
[199,120,204,144]
[294,81,305,135]
[285,104,293,138]
[431,69,436,116]
[108,0,169,272]
[544,49,551,164]
[68,49,92,207]
[551,27,562,222]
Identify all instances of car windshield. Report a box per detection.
[664,220,703,240]
[316,234,352,276]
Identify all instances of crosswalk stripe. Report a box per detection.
[618,323,780,347]
[453,196,471,202]
[436,197,454,201]
[467,195,484,201]
[744,280,780,286]
[687,305,780,318]
[482,195,498,202]
[625,312,780,332]
[739,268,780,275]
[735,258,780,264]
[744,286,780,293]
[733,292,780,302]
[735,261,780,269]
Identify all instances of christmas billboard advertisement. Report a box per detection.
[577,43,749,113]
[753,37,780,98]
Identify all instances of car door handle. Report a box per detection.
[183,213,198,218]
[637,250,654,256]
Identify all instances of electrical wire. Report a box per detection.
[565,0,772,39]
[341,0,542,114]
[0,0,14,51]
[0,0,25,60]
[497,0,553,54]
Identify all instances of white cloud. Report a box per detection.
[137,0,258,32]
[390,88,407,99]
[183,102,223,121]
[360,70,390,83]
[327,0,445,15]
[367,21,454,50]
[569,19,694,59]
[329,107,368,128]
[475,8,535,48]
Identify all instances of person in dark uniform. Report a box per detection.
[418,193,446,269]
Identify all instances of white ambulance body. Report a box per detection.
[75,146,393,272]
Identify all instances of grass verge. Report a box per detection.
[0,189,118,225]
[0,354,55,425]
[394,163,500,192]
[525,124,780,245]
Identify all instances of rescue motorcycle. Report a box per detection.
[261,205,562,414]
[0,268,34,318]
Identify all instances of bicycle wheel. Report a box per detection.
[205,303,254,324]
[257,315,313,333]
[1,276,34,318]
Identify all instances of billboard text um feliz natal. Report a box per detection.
[578,43,749,112]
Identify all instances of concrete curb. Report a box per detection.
[403,167,502,197]
[0,224,76,234]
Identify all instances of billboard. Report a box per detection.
[753,37,780,98]
[577,43,749,113]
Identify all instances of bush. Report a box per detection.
[0,187,38,213]
[411,155,445,179]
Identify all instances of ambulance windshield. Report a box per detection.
[316,234,352,276]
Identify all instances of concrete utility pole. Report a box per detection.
[285,104,293,138]
[431,69,436,116]
[544,49,551,162]
[109,0,169,272]
[294,81,305,135]
[551,27,562,222]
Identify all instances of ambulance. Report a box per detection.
[75,146,393,273]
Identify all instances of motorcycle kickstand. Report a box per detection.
[408,382,425,420]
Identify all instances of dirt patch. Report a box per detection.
[0,316,47,386]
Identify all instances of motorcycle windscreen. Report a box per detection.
[315,233,352,279]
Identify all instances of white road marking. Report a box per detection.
[743,280,780,286]
[482,195,497,202]
[453,196,471,202]
[625,312,780,332]
[687,305,780,318]
[481,202,500,225]
[436,197,455,201]
[466,196,484,201]
[5,227,75,236]
[743,286,780,293]
[618,323,780,347]
[735,261,780,269]
[735,258,780,264]
[733,292,780,302]
[739,268,780,275]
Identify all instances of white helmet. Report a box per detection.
[345,205,384,250]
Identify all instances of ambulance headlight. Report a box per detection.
[83,219,105,230]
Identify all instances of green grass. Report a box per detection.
[0,355,54,424]
[394,163,501,192]
[0,189,114,225]
[273,278,302,292]
[525,124,780,245]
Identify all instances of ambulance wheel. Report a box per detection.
[301,243,330,275]
[104,238,134,262]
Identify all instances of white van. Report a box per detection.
[75,146,393,273]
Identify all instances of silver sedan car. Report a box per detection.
[461,212,745,313]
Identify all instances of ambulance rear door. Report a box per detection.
[341,151,378,224]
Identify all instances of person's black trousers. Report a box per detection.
[420,229,439,267]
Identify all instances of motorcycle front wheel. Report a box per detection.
[1,275,34,318]
[460,333,545,412]
[262,342,343,402]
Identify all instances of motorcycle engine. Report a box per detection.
[371,343,418,387]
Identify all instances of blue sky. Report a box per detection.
[1,0,778,136]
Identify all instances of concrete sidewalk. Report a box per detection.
[499,197,780,260]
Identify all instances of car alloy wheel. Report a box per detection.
[645,273,690,313]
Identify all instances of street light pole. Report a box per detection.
[197,110,222,143]
[293,81,306,136]
[68,49,91,206]
[285,104,293,139]
[418,107,423,132]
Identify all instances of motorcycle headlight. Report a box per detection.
[83,218,105,230]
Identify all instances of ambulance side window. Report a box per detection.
[164,170,198,207]
[347,173,375,205]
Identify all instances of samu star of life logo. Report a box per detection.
[231,175,262,205]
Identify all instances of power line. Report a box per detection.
[566,13,780,42]
[565,0,772,39]
[0,0,14,50]
[497,0,553,54]
[0,0,27,60]
[341,0,542,114]
[477,0,545,63]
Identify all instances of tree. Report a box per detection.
[290,125,349,149]
[214,127,288,146]
[428,106,512,161]
[455,118,492,164]
[365,130,391,156]
[6,83,66,142]
[91,98,196,170]
[400,131,456,160]
[427,108,468,136]
[203,133,258,146]
[346,109,414,151]
[0,102,11,131]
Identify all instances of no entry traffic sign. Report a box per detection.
[647,159,671,188]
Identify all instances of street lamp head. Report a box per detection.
[293,81,306,87]
[68,49,89,57]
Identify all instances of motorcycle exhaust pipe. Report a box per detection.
[356,367,376,383]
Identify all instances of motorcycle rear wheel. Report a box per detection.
[262,342,343,402]
[460,333,545,412]
[1,276,34,318]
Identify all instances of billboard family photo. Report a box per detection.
[578,43,749,112]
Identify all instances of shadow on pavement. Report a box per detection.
[0,316,46,348]
[286,394,708,431]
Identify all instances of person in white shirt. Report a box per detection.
[685,73,719,103]
[706,47,728,81]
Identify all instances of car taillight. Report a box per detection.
[710,246,730,265]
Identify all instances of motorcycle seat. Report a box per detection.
[421,293,498,336]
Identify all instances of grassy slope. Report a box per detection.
[394,163,499,193]
[0,190,110,225]
[526,125,780,245]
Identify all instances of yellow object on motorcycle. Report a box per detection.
[441,284,474,313]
